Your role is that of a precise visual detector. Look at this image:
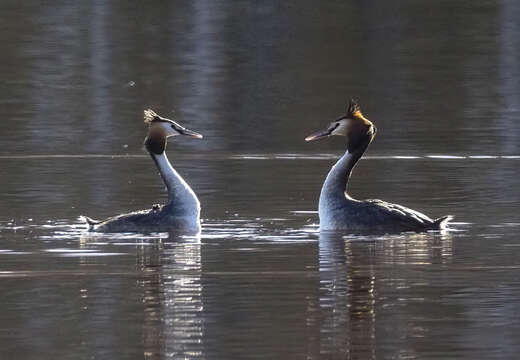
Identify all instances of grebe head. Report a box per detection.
[144,109,203,154]
[144,109,203,139]
[305,98,376,151]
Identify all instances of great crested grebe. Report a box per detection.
[83,110,203,233]
[305,99,452,233]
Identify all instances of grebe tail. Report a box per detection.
[305,98,453,233]
[82,109,203,234]
[81,216,100,231]
[433,215,454,229]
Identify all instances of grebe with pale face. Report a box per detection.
[82,110,203,234]
[306,99,452,233]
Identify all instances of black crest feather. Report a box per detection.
[347,98,361,116]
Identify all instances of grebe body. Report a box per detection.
[83,110,202,234]
[306,99,452,233]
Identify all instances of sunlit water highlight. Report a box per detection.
[1,153,519,161]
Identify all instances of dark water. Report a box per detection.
[1,1,520,359]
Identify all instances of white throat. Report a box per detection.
[153,152,200,218]
[318,150,356,225]
[321,150,353,197]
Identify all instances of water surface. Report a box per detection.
[1,1,520,359]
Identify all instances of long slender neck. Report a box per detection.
[150,151,199,210]
[320,142,368,202]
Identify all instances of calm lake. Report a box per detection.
[1,1,520,359]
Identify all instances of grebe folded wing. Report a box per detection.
[360,199,450,231]
[84,209,156,232]
[84,203,195,233]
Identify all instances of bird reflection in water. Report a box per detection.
[136,232,203,359]
[318,231,453,358]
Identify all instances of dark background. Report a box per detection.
[1,1,520,359]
